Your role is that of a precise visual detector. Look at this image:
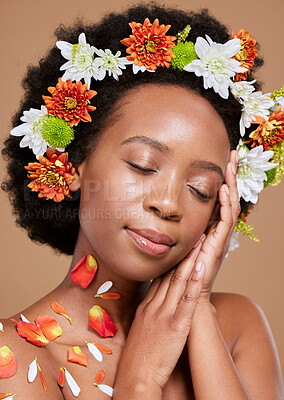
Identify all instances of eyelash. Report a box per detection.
[127,161,212,202]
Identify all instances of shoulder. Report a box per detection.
[210,292,284,399]
[0,319,62,398]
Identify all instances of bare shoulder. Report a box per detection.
[0,318,63,398]
[210,292,284,399]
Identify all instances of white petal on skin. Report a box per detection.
[98,384,114,397]
[0,321,4,332]
[65,369,81,397]
[86,342,103,362]
[97,281,113,295]
[28,358,38,382]
[20,314,30,323]
[2,395,17,400]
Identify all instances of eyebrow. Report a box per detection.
[120,135,224,179]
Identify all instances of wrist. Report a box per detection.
[113,373,163,400]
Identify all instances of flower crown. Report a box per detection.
[10,19,284,250]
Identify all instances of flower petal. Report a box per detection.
[0,394,17,399]
[86,342,103,362]
[37,363,47,391]
[94,343,112,355]
[68,346,88,367]
[89,306,117,338]
[71,254,98,288]
[0,346,17,379]
[35,315,62,341]
[10,319,48,347]
[0,323,4,333]
[98,384,113,397]
[58,366,65,388]
[20,314,30,323]
[94,370,105,385]
[97,292,122,300]
[50,301,72,324]
[65,368,81,397]
[27,358,37,382]
[96,281,113,295]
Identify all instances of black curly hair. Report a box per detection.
[1,2,263,255]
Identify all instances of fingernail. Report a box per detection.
[193,233,206,248]
[224,185,229,195]
[200,233,206,242]
[193,238,200,248]
[231,163,236,175]
[195,261,203,274]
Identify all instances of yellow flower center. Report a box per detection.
[145,40,157,53]
[65,97,77,109]
[235,48,248,61]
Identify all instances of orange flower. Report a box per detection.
[35,315,63,341]
[68,346,88,367]
[58,366,65,388]
[10,319,49,347]
[71,254,98,288]
[51,301,72,324]
[246,107,284,150]
[43,78,97,127]
[89,305,117,338]
[25,148,75,202]
[0,346,17,379]
[121,18,176,70]
[232,29,257,81]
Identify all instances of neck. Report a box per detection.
[55,238,150,342]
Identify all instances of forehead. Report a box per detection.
[97,84,230,165]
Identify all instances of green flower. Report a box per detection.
[171,41,198,71]
[41,116,74,148]
[234,219,259,243]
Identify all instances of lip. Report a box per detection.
[125,227,175,257]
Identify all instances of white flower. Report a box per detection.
[225,231,240,258]
[131,62,156,74]
[184,35,247,99]
[275,96,284,108]
[230,80,256,102]
[239,91,275,136]
[10,106,64,159]
[236,141,277,203]
[56,33,98,88]
[93,49,132,80]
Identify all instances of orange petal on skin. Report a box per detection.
[94,370,105,385]
[96,292,122,300]
[93,343,112,355]
[71,254,98,288]
[0,394,17,399]
[58,366,65,388]
[37,363,47,391]
[68,346,88,367]
[0,346,17,379]
[89,306,117,338]
[10,319,49,347]
[35,315,63,341]
[51,302,72,324]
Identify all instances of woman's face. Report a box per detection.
[75,85,230,281]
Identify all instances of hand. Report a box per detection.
[115,241,205,393]
[196,150,240,302]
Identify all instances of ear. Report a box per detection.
[69,163,85,192]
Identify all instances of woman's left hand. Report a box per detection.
[196,150,240,302]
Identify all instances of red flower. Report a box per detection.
[232,29,257,81]
[25,148,75,202]
[89,305,117,338]
[246,107,284,150]
[121,18,176,70]
[43,78,96,127]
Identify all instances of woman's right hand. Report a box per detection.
[113,239,205,398]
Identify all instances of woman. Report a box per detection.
[0,3,283,399]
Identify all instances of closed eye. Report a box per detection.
[188,186,213,202]
[126,161,156,174]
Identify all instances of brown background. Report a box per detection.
[1,0,283,379]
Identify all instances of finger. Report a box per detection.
[225,151,240,225]
[160,238,204,310]
[174,261,205,326]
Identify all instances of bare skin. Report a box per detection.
[0,85,283,399]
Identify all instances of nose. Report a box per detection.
[142,178,183,222]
